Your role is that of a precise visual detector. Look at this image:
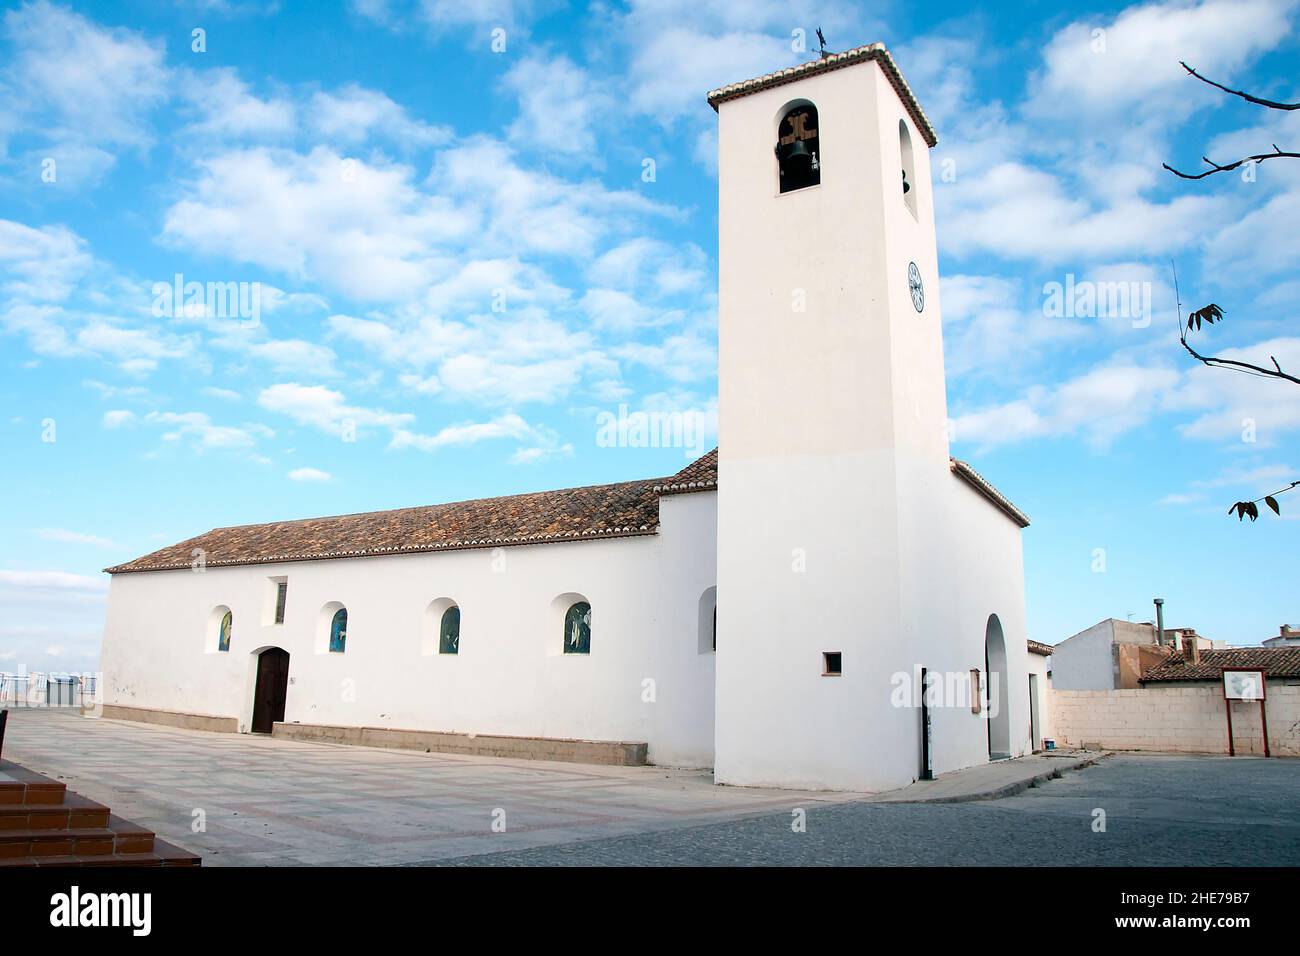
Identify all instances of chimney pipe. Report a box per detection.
[1154,598,1165,647]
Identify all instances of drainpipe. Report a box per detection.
[920,667,934,781]
[1154,598,1166,648]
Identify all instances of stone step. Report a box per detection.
[0,836,201,867]
[0,792,110,830]
[0,760,67,806]
[0,815,157,859]
[0,758,201,867]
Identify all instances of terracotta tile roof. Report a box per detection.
[1027,640,1053,657]
[706,42,938,148]
[951,458,1030,528]
[653,447,718,495]
[106,450,720,575]
[1140,647,1300,683]
[106,448,1035,574]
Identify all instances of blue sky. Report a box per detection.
[1,0,1297,674]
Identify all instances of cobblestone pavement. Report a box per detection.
[427,754,1300,866]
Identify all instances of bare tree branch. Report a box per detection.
[1229,480,1300,522]
[1179,333,1300,384]
[1170,268,1300,385]
[1163,144,1300,180]
[1179,61,1299,111]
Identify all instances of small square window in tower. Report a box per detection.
[823,651,842,676]
[776,104,820,193]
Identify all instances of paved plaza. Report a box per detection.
[3,709,851,866]
[6,708,1298,866]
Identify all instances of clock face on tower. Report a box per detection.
[908,262,925,313]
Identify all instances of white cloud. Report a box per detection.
[102,409,134,429]
[389,412,537,451]
[433,137,677,260]
[953,334,1300,451]
[1171,337,1300,443]
[580,288,660,331]
[503,54,607,158]
[1032,0,1297,122]
[952,360,1181,448]
[350,0,394,24]
[1203,183,1300,279]
[614,331,717,383]
[288,466,332,482]
[587,237,707,296]
[1157,491,1207,506]
[419,0,538,33]
[511,442,574,465]
[328,311,476,368]
[0,569,107,592]
[162,147,477,301]
[398,373,442,395]
[245,338,339,376]
[257,382,414,437]
[75,322,195,374]
[201,386,243,401]
[437,352,608,405]
[329,305,621,405]
[179,68,295,139]
[613,1,865,126]
[143,410,271,450]
[309,84,448,146]
[2,0,169,182]
[940,161,1228,263]
[0,220,92,301]
[0,568,107,673]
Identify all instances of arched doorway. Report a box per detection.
[251,647,290,734]
[985,615,1011,760]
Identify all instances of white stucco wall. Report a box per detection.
[100,489,718,769]
[1026,652,1053,748]
[1050,620,1119,690]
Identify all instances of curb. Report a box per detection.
[875,753,1108,804]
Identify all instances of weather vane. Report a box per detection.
[816,27,829,58]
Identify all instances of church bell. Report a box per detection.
[781,137,814,173]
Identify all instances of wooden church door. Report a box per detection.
[252,647,290,734]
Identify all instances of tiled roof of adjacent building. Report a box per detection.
[653,447,718,495]
[706,42,938,148]
[105,451,720,574]
[106,446,1027,573]
[1027,640,1053,657]
[1140,647,1300,683]
[951,458,1031,528]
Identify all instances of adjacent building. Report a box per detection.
[1051,618,1222,691]
[1262,625,1300,648]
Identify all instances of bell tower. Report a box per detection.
[710,45,954,791]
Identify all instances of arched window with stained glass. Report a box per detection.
[329,607,348,653]
[218,610,232,653]
[563,601,591,655]
[439,605,460,654]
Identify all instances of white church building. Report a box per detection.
[99,44,1036,793]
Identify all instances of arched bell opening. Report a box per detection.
[776,101,820,193]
